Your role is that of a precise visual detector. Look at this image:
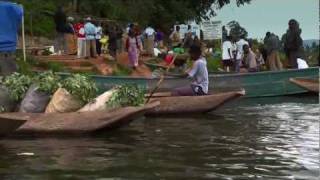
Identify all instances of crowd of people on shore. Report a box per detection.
[53,5,312,74]
[221,19,308,73]
[53,7,207,69]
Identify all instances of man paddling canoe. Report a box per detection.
[172,45,209,96]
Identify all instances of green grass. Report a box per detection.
[112,64,132,76]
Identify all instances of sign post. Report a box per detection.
[201,21,222,41]
[20,4,26,62]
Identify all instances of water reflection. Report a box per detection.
[0,96,318,179]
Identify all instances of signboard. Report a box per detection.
[174,24,201,39]
[201,21,222,40]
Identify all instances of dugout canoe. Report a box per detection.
[0,118,26,137]
[290,78,319,93]
[146,90,245,116]
[57,67,319,98]
[0,102,159,136]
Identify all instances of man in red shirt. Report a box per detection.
[74,19,86,58]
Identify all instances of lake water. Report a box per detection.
[0,96,319,180]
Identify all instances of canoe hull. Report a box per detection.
[0,102,159,135]
[59,67,319,98]
[147,91,245,115]
[290,78,319,93]
[0,119,26,137]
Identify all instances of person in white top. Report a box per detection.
[297,58,309,69]
[235,35,249,73]
[95,22,103,56]
[144,26,156,56]
[222,36,234,72]
[172,45,209,96]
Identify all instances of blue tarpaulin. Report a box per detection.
[0,2,23,52]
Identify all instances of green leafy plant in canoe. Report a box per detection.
[2,73,32,101]
[62,74,98,104]
[107,84,146,108]
[34,71,61,94]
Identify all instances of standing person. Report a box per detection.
[144,25,156,56]
[0,1,23,76]
[84,17,97,59]
[243,44,258,72]
[126,30,142,69]
[283,19,303,69]
[155,28,164,48]
[170,26,182,48]
[74,19,86,58]
[222,26,228,42]
[95,22,103,56]
[64,17,77,55]
[116,25,123,55]
[108,26,117,58]
[235,35,249,73]
[264,32,283,71]
[222,36,233,72]
[184,25,194,49]
[255,47,266,71]
[172,45,209,96]
[54,6,67,55]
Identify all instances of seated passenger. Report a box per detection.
[172,45,209,96]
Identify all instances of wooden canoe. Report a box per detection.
[57,67,319,98]
[0,102,159,135]
[146,90,245,116]
[290,78,319,93]
[0,118,26,137]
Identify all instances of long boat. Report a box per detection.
[147,90,245,116]
[59,67,319,98]
[0,102,159,136]
[0,119,26,137]
[290,78,319,93]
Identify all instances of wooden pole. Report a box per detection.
[146,54,177,103]
[21,5,26,62]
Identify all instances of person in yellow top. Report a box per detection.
[100,35,109,54]
[170,26,182,48]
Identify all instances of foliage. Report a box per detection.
[34,71,61,94]
[227,21,248,39]
[304,44,319,66]
[207,55,222,72]
[13,0,251,37]
[107,84,146,108]
[62,74,98,104]
[16,58,35,76]
[0,106,6,113]
[2,73,32,101]
[46,62,66,72]
[112,64,132,76]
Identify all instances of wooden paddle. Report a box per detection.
[146,54,178,103]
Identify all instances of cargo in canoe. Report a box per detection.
[290,78,319,93]
[0,118,26,137]
[146,90,245,116]
[0,102,159,136]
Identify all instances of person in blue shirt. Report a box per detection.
[0,1,23,75]
[84,17,97,58]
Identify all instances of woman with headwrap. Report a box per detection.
[283,19,303,69]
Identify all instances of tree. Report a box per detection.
[227,21,248,39]
[13,0,252,36]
